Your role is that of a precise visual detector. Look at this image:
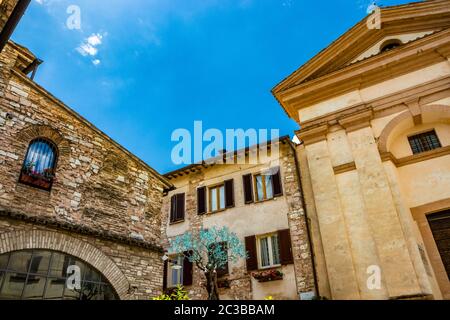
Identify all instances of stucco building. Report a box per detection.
[273,0,450,300]
[0,22,173,299]
[162,137,316,300]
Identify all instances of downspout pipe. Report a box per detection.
[0,0,31,52]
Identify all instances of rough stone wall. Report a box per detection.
[0,0,19,33]
[282,144,316,294]
[0,218,164,299]
[0,42,170,299]
[162,142,316,300]
[0,43,169,244]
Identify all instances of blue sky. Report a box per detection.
[13,0,413,173]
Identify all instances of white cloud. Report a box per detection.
[87,33,103,46]
[77,43,98,56]
[76,32,106,65]
[77,33,104,57]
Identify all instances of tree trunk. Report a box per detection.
[205,270,220,300]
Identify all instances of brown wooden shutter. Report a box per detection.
[170,195,177,223]
[183,251,193,286]
[245,235,258,271]
[163,260,168,291]
[243,174,254,204]
[197,187,206,215]
[217,242,229,277]
[177,193,185,221]
[225,179,235,208]
[278,229,294,265]
[272,167,283,197]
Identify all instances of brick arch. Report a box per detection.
[16,124,71,157]
[0,230,131,300]
[378,104,450,153]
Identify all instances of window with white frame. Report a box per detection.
[254,174,274,202]
[257,233,281,269]
[209,184,225,212]
[167,255,184,288]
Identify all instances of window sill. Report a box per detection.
[253,196,281,205]
[251,268,284,283]
[169,219,185,226]
[206,208,227,215]
[257,265,282,271]
[18,173,53,191]
[381,145,450,167]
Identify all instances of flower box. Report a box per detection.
[19,171,54,191]
[251,269,283,283]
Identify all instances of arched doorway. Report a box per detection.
[0,250,118,300]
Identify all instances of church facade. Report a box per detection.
[273,0,450,300]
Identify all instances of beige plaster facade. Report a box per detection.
[162,139,316,300]
[273,0,450,300]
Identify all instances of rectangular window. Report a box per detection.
[257,234,281,269]
[170,193,185,223]
[167,255,184,288]
[209,184,225,212]
[254,174,274,202]
[408,130,442,154]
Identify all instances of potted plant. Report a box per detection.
[251,269,284,283]
[19,163,55,190]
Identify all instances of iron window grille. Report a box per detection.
[408,130,442,155]
[19,138,58,191]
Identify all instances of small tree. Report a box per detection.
[169,226,247,300]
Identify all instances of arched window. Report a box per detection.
[380,39,402,53]
[19,138,58,191]
[0,250,118,300]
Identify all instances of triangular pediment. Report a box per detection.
[273,0,450,94]
[349,30,437,64]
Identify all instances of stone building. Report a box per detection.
[273,0,450,299]
[0,39,173,299]
[0,0,30,52]
[0,0,19,29]
[162,137,316,300]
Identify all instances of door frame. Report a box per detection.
[411,198,450,300]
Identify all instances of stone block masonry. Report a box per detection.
[0,41,173,299]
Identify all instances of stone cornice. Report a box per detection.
[333,162,357,175]
[277,29,450,120]
[338,110,374,133]
[0,208,164,253]
[296,75,450,141]
[273,0,450,93]
[297,109,375,145]
[381,145,450,167]
[295,124,329,146]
